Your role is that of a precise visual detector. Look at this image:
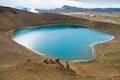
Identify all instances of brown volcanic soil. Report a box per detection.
[0,7,120,80]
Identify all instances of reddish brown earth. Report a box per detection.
[0,7,120,80]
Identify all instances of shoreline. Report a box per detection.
[66,36,115,63]
[90,36,115,62]
[13,38,46,56]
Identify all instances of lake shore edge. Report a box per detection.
[12,25,115,63]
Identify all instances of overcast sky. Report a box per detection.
[0,0,120,9]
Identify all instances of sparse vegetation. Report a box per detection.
[62,11,120,24]
[0,7,120,80]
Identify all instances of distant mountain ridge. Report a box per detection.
[13,5,120,13]
[61,5,120,12]
[16,6,29,11]
[61,5,83,11]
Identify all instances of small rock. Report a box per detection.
[66,61,70,69]
[55,59,60,64]
[49,59,55,64]
[27,59,31,62]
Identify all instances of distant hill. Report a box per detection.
[16,6,29,11]
[60,5,120,12]
[61,5,84,11]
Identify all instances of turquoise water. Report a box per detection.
[13,24,114,61]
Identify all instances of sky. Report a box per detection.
[0,0,120,9]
